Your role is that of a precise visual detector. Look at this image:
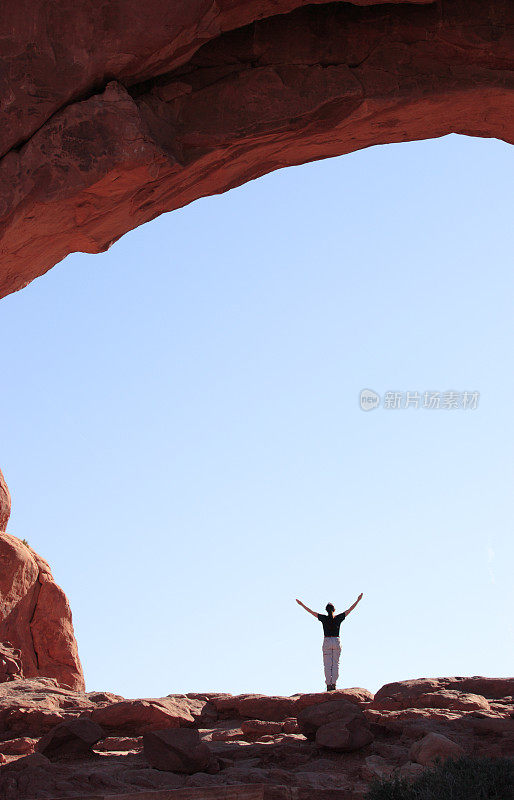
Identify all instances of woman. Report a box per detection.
[296,593,363,691]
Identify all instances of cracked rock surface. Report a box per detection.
[0,0,512,298]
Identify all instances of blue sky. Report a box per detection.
[1,133,513,698]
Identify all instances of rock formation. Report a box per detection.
[409,731,464,766]
[0,643,23,682]
[0,470,11,533]
[143,728,217,774]
[36,718,105,761]
[297,698,374,751]
[0,677,511,798]
[89,698,197,733]
[0,0,513,298]
[0,532,84,692]
[0,471,84,692]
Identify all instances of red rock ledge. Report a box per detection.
[0,676,511,798]
[0,0,513,298]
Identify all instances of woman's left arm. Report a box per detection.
[344,592,363,616]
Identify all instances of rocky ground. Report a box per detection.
[0,675,512,800]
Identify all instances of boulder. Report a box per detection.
[183,697,218,726]
[143,728,216,773]
[410,732,464,766]
[0,737,36,755]
[86,691,125,704]
[236,695,298,721]
[373,679,448,710]
[363,755,394,780]
[240,719,283,737]
[296,688,373,712]
[37,717,105,760]
[373,677,514,709]
[0,752,51,772]
[0,752,53,799]
[90,698,195,733]
[210,693,299,721]
[415,690,489,712]
[210,694,252,717]
[316,717,374,752]
[297,698,365,740]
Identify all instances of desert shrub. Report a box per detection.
[20,538,29,546]
[366,756,513,800]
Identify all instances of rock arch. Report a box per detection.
[0,0,512,298]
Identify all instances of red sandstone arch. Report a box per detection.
[0,0,512,299]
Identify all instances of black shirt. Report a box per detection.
[317,612,345,637]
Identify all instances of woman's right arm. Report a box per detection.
[296,599,318,618]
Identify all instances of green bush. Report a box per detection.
[366,756,513,800]
[20,538,29,547]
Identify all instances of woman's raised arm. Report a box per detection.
[344,592,363,616]
[296,598,318,618]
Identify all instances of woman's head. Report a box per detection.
[326,603,335,617]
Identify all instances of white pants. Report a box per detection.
[322,636,341,685]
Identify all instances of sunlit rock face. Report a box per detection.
[0,470,11,531]
[0,532,84,691]
[0,0,512,299]
[0,471,84,691]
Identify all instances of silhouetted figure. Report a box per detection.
[296,594,363,691]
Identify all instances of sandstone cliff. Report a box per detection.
[0,469,84,692]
